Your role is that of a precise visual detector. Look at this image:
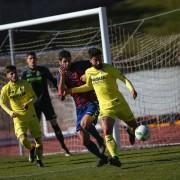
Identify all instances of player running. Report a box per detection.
[21,52,71,156]
[70,47,138,167]
[0,65,44,167]
[57,50,108,167]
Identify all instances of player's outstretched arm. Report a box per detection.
[72,84,93,93]
[124,78,137,100]
[110,65,137,99]
[72,70,93,93]
[130,87,137,100]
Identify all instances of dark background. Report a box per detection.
[0,0,118,25]
[0,0,179,46]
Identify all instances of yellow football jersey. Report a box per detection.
[72,64,134,116]
[0,80,36,116]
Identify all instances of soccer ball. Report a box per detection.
[135,125,150,141]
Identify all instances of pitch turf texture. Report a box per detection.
[0,146,180,180]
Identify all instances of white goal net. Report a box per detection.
[0,8,179,156]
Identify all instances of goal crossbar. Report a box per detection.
[0,7,101,31]
[0,7,111,64]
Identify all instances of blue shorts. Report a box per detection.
[76,102,99,131]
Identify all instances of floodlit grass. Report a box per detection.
[0,145,180,180]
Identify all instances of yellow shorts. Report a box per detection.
[99,98,134,122]
[13,111,41,139]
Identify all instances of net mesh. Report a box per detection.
[0,12,180,156]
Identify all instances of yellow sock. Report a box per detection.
[19,134,32,150]
[105,135,118,157]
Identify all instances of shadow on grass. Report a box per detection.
[0,163,35,170]
[120,148,180,159]
[121,154,180,170]
[44,155,95,167]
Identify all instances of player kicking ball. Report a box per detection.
[70,48,138,167]
[0,65,44,167]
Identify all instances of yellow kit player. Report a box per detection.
[0,65,43,167]
[71,48,138,167]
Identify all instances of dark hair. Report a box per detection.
[5,65,16,74]
[26,51,36,58]
[88,47,102,59]
[58,50,71,60]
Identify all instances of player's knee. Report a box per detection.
[81,117,92,129]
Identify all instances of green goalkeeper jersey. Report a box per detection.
[72,63,134,111]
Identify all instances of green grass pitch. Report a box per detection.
[0,145,180,180]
